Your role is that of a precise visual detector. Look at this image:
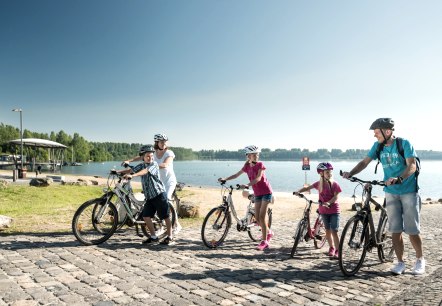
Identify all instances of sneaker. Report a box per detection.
[390,261,406,275]
[266,229,274,242]
[328,247,335,257]
[334,249,339,259]
[412,258,426,275]
[256,240,269,251]
[142,236,159,244]
[159,236,175,245]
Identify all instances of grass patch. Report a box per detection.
[0,185,201,234]
[0,185,103,234]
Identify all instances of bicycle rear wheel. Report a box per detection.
[377,215,394,263]
[338,215,369,276]
[247,208,273,242]
[72,199,118,245]
[201,207,231,248]
[141,202,177,237]
[313,217,327,249]
[290,219,307,257]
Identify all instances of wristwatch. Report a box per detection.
[397,176,404,184]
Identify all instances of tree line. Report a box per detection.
[1,123,441,162]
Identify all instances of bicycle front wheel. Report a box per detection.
[338,215,369,276]
[247,208,273,242]
[201,207,231,248]
[93,195,127,233]
[72,199,118,245]
[313,217,327,249]
[377,215,394,263]
[290,219,307,257]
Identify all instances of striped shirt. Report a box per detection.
[132,161,165,200]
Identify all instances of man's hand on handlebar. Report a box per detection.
[386,177,402,186]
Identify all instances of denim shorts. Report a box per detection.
[142,192,170,220]
[254,193,273,203]
[321,213,340,232]
[385,192,421,235]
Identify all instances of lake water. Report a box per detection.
[58,160,442,199]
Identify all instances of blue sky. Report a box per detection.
[1,1,441,151]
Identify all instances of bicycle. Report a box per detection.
[72,169,176,245]
[171,182,185,217]
[338,170,394,276]
[290,192,327,257]
[201,181,273,249]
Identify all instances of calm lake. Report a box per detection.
[58,160,442,199]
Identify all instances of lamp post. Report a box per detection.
[12,108,23,170]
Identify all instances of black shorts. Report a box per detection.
[142,192,170,220]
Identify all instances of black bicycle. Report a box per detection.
[338,171,394,276]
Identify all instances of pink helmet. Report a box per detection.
[317,162,333,174]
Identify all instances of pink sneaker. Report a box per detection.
[334,249,339,259]
[266,229,274,242]
[256,240,269,251]
[328,247,335,256]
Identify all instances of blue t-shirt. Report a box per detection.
[367,138,418,194]
[132,161,165,200]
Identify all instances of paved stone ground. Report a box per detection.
[1,204,441,306]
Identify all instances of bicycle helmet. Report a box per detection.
[317,162,333,174]
[244,145,260,155]
[369,118,395,130]
[154,133,168,142]
[139,144,155,156]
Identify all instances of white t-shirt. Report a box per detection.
[154,149,177,199]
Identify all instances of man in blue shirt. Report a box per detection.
[342,118,424,275]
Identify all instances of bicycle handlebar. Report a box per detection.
[339,170,386,186]
[292,192,323,206]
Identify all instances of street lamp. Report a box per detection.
[12,108,23,170]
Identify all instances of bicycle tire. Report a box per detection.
[377,215,394,263]
[338,215,369,276]
[201,207,231,249]
[140,202,177,237]
[290,219,307,257]
[72,199,118,245]
[313,217,327,249]
[247,208,273,242]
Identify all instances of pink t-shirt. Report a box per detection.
[312,180,342,214]
[241,162,273,196]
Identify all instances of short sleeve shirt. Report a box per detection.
[367,138,418,194]
[132,161,165,200]
[241,162,273,196]
[311,180,342,214]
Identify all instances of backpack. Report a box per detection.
[374,137,421,190]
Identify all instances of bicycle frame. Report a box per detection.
[356,183,388,249]
[220,184,254,228]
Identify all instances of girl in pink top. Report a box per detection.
[218,145,274,251]
[295,162,342,258]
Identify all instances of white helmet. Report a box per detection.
[154,133,168,142]
[244,145,260,155]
